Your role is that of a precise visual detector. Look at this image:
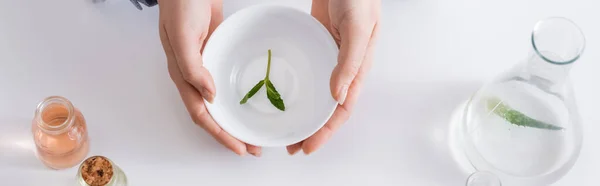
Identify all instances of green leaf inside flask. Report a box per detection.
[486,97,563,130]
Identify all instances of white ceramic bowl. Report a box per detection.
[202,5,339,147]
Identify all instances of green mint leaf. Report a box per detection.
[240,80,265,104]
[487,97,563,130]
[265,80,285,111]
[238,49,286,111]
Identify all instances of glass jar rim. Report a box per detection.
[34,96,76,133]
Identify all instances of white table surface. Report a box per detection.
[1,0,598,185]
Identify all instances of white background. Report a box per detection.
[0,0,598,185]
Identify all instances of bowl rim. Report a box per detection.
[201,4,339,147]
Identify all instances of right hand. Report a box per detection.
[158,0,261,157]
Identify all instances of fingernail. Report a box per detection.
[252,151,262,157]
[201,88,214,103]
[288,149,299,156]
[237,151,246,156]
[337,85,349,105]
[302,149,311,155]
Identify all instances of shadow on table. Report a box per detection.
[317,80,483,185]
[0,117,46,170]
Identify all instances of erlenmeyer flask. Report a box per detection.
[459,17,585,185]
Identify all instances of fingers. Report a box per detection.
[160,3,221,103]
[310,0,332,33]
[165,25,217,103]
[302,81,360,154]
[173,65,247,156]
[330,21,374,105]
[246,144,262,157]
[161,24,246,156]
[286,142,303,155]
[301,30,376,154]
[170,60,246,155]
[158,1,257,157]
[185,67,216,103]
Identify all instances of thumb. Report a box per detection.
[330,24,371,105]
[162,25,216,103]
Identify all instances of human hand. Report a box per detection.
[158,0,261,157]
[287,0,380,155]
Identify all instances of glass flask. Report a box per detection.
[459,17,585,185]
[32,96,90,169]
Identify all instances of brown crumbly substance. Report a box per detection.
[80,156,113,186]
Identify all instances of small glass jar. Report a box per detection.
[76,156,127,186]
[31,96,90,169]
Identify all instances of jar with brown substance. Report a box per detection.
[76,156,127,186]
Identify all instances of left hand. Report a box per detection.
[287,0,380,155]
[158,0,262,157]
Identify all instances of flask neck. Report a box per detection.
[524,17,585,87]
[525,50,572,86]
